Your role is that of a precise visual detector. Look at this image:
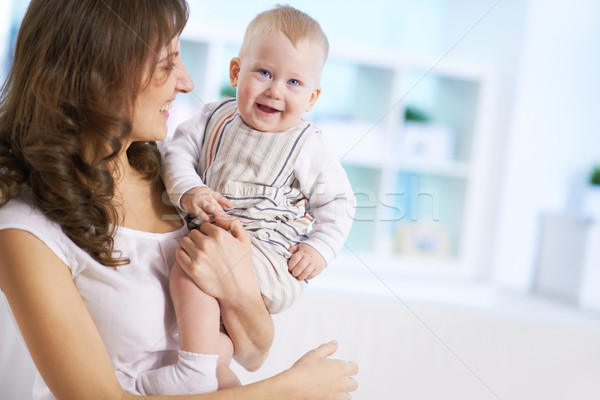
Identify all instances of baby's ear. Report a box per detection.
[229,57,241,87]
[305,85,321,112]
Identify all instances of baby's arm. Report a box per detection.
[162,102,233,221]
[162,102,213,211]
[289,133,356,280]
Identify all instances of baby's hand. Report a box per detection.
[180,186,233,222]
[288,243,326,281]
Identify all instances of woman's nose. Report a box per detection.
[176,62,194,94]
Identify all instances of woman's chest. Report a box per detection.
[73,231,183,361]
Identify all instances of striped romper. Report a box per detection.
[197,98,321,313]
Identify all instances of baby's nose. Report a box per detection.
[266,80,283,99]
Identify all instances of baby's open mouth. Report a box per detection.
[257,104,280,114]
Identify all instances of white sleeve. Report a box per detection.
[161,102,215,208]
[0,194,83,276]
[294,133,356,265]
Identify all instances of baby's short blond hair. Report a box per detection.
[239,4,329,66]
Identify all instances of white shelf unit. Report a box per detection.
[177,29,498,279]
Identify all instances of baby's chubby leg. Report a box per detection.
[136,263,221,395]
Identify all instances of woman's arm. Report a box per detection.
[0,229,127,400]
[0,229,357,400]
[176,217,273,370]
[182,341,358,400]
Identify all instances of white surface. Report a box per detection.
[233,282,600,400]
[580,224,600,310]
[534,213,588,302]
[0,297,36,400]
[3,278,600,399]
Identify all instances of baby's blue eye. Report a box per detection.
[288,79,300,86]
[259,70,271,78]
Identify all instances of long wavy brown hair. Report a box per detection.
[0,0,189,266]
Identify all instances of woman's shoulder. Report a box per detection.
[0,189,76,269]
[0,189,49,227]
[2,187,47,218]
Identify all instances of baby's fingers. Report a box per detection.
[216,193,233,209]
[288,255,310,279]
[296,263,315,281]
[192,207,212,222]
[288,250,303,270]
[199,198,227,218]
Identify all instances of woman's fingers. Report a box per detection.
[312,340,338,358]
[347,360,359,375]
[225,217,247,241]
[178,215,255,300]
[209,216,250,243]
[178,230,213,267]
[175,246,192,270]
[347,376,359,391]
[210,214,236,230]
[291,341,359,399]
[186,228,209,247]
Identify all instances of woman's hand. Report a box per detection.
[284,341,359,400]
[176,216,255,299]
[176,216,273,371]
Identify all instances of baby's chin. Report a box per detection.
[240,115,297,133]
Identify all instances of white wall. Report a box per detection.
[492,0,600,290]
[0,0,13,83]
[434,0,530,279]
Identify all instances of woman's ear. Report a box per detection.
[229,57,241,87]
[305,85,322,112]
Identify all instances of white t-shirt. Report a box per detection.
[0,190,186,399]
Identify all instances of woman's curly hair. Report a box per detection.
[0,0,188,266]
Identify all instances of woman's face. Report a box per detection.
[130,37,193,143]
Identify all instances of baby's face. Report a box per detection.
[230,30,323,132]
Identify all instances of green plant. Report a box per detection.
[590,165,600,185]
[220,84,236,99]
[404,106,430,123]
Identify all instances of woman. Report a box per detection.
[0,0,358,399]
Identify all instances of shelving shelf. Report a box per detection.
[176,29,498,278]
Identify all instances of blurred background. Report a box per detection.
[2,0,600,399]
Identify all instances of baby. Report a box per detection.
[137,5,355,395]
